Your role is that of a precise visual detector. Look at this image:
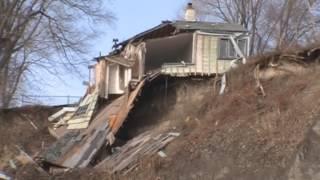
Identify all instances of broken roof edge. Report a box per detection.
[115,20,249,48]
[173,21,249,32]
[116,21,174,47]
[95,55,134,67]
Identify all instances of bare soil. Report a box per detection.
[2,53,320,180]
[0,106,56,179]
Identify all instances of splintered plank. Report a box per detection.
[67,122,91,130]
[48,107,77,122]
[42,96,125,168]
[66,92,99,130]
[110,79,145,134]
[95,131,180,174]
[43,77,148,168]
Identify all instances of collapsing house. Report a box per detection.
[93,9,250,99]
[43,3,250,173]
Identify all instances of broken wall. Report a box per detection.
[122,43,145,80]
[108,63,122,94]
[95,60,107,97]
[118,76,213,140]
[145,33,193,71]
[194,33,220,74]
[107,64,132,95]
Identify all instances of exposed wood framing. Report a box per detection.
[95,131,180,174]
[229,36,247,64]
[42,77,148,168]
[48,107,77,122]
[219,73,227,95]
[67,91,99,130]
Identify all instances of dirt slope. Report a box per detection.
[0,106,56,179]
[57,60,320,180]
[3,47,320,180]
[123,55,320,179]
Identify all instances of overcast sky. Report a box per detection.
[40,0,187,105]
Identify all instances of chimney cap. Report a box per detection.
[185,2,196,21]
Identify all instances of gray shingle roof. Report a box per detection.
[115,20,248,49]
[172,21,248,32]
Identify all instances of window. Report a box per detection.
[219,39,236,59]
[219,38,248,59]
[238,39,248,56]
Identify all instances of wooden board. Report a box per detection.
[95,131,180,174]
[43,75,152,168]
[110,80,145,133]
[66,92,98,130]
[48,107,76,122]
[43,96,124,168]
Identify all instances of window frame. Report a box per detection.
[218,37,248,60]
[218,38,237,60]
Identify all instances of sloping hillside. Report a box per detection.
[119,47,320,180]
[2,46,320,180]
[0,106,56,179]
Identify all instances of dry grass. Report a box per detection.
[52,50,320,179]
[0,106,56,179]
[3,45,320,180]
[147,60,320,179]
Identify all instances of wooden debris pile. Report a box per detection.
[251,46,320,96]
[48,91,99,132]
[42,95,125,168]
[41,76,175,173]
[95,131,180,174]
[254,46,320,80]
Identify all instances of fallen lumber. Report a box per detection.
[109,79,145,134]
[48,107,77,122]
[95,131,180,174]
[67,91,99,130]
[0,171,11,180]
[42,74,152,169]
[16,145,48,175]
[42,96,124,168]
[42,80,146,168]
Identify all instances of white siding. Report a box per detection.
[194,33,234,74]
[195,34,219,74]
[108,64,122,94]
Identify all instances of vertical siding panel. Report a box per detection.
[99,60,106,97]
[196,34,203,73]
[212,37,218,74]
[209,36,216,74]
[195,34,220,75]
[202,36,210,73]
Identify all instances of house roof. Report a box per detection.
[116,20,248,48]
[95,55,134,67]
[172,21,248,32]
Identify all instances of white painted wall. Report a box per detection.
[125,68,132,87]
[108,64,122,94]
[107,63,132,95]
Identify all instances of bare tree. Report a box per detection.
[0,0,114,108]
[192,0,320,54]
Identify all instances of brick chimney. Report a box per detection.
[185,3,196,21]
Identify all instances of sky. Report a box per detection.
[39,0,187,105]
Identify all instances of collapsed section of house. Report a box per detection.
[41,3,250,174]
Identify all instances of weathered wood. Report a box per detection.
[16,146,48,175]
[48,107,77,122]
[0,171,11,180]
[42,96,125,168]
[95,131,180,174]
[254,64,266,96]
[42,74,153,169]
[219,73,227,95]
[67,91,99,130]
[110,79,145,134]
